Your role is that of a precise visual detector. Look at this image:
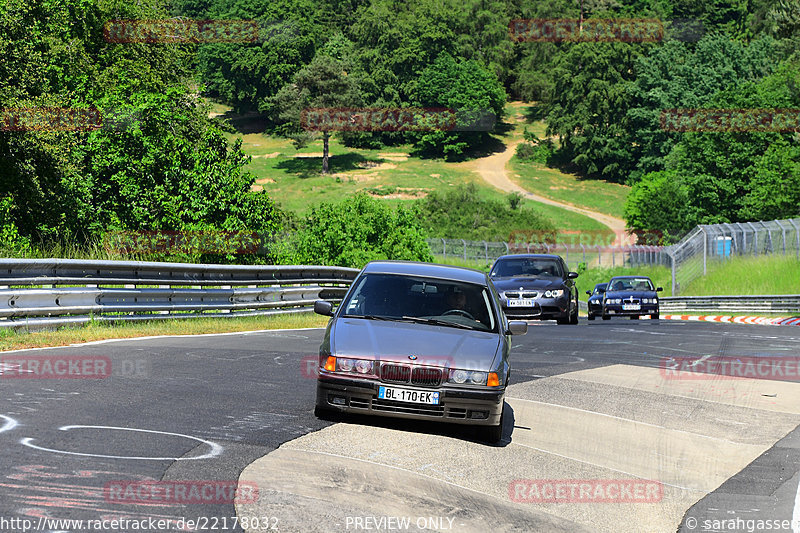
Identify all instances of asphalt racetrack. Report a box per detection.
[1,318,800,532]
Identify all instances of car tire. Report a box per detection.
[651,313,660,320]
[482,405,504,444]
[602,314,611,320]
[587,314,595,321]
[569,301,579,324]
[556,315,569,325]
[314,405,338,421]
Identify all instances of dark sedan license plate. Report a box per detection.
[378,386,440,404]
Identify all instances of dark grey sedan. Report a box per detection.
[489,254,579,324]
[312,260,527,443]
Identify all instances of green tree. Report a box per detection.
[544,40,645,181]
[411,53,505,158]
[623,170,690,241]
[271,53,362,173]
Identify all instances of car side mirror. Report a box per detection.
[507,320,528,335]
[567,272,579,279]
[585,290,592,296]
[656,287,663,292]
[314,300,334,316]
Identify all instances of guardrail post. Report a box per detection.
[597,245,601,266]
[612,247,615,267]
[504,241,509,255]
[461,239,467,261]
[484,241,488,262]
[581,244,586,264]
[441,238,446,259]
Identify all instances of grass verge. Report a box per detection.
[0,313,329,352]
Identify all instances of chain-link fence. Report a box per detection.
[426,238,668,272]
[664,218,800,295]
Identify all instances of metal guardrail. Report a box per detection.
[0,259,359,330]
[659,295,800,314]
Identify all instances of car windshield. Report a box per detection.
[593,284,607,295]
[490,258,563,278]
[608,278,654,291]
[340,273,496,332]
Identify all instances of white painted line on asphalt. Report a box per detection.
[507,396,747,445]
[509,440,707,492]
[0,327,326,354]
[20,425,223,460]
[0,415,18,433]
[793,474,800,533]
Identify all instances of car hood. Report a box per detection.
[604,291,658,299]
[331,318,501,369]
[491,277,563,291]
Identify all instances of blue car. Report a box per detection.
[585,283,607,321]
[600,276,663,320]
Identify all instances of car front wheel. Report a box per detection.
[481,405,504,444]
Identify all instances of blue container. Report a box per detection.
[715,236,732,257]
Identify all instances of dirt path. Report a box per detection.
[472,142,630,246]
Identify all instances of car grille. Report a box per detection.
[380,364,443,386]
[622,298,641,304]
[504,291,538,299]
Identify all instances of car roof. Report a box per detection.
[609,275,653,280]
[361,260,488,285]
[595,283,607,288]
[493,254,562,261]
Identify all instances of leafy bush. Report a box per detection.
[0,197,31,255]
[416,183,554,241]
[274,193,433,268]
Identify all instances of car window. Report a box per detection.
[491,258,563,278]
[608,278,654,291]
[341,273,496,332]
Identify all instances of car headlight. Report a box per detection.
[451,369,469,384]
[543,289,564,298]
[355,359,372,373]
[330,357,373,374]
[448,369,500,386]
[607,298,621,304]
[470,371,487,384]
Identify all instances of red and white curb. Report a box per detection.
[663,315,800,326]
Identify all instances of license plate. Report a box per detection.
[622,304,641,311]
[378,386,440,405]
[507,299,534,307]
